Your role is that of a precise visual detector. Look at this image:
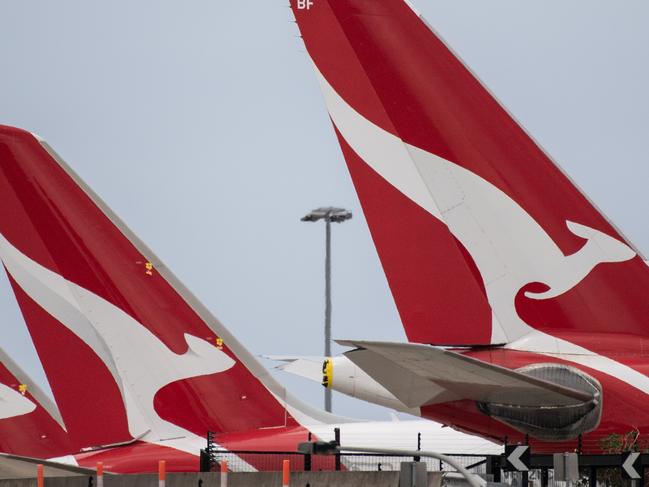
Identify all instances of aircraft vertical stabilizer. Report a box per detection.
[290,0,649,346]
[0,125,336,457]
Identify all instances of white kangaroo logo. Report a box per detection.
[316,68,636,344]
[0,233,235,440]
[0,382,36,420]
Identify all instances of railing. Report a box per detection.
[213,450,488,473]
[211,449,649,487]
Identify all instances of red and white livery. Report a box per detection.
[0,125,500,472]
[289,0,649,453]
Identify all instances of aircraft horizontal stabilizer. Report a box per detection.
[338,341,593,409]
[264,356,324,383]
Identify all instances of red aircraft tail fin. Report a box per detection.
[0,125,324,451]
[290,0,649,345]
[0,347,73,458]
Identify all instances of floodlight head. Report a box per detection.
[301,207,353,223]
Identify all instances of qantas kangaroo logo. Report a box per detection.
[314,68,636,344]
[0,382,36,420]
[0,233,236,440]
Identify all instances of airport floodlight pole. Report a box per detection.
[301,207,352,413]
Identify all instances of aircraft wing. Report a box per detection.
[0,453,98,479]
[338,340,593,409]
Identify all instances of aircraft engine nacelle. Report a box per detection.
[477,363,602,441]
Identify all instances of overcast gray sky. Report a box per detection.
[0,1,647,421]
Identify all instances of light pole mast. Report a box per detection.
[324,215,332,368]
[301,207,352,413]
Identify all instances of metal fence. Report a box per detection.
[204,450,646,487]
[213,450,488,474]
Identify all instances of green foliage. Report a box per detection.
[599,429,649,454]
[598,430,648,487]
